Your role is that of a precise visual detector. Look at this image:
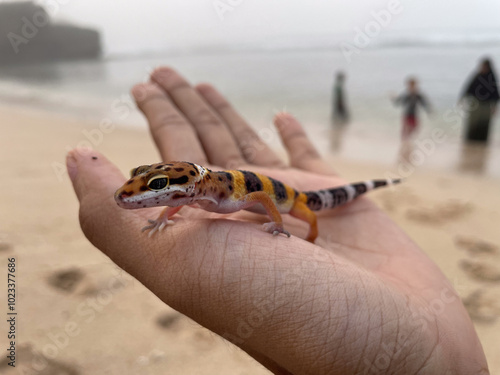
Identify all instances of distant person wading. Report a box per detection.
[460,58,499,143]
[393,77,431,140]
[332,72,349,125]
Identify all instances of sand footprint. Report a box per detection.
[0,343,80,374]
[406,199,473,224]
[47,268,95,295]
[454,235,499,256]
[156,311,181,329]
[377,187,421,213]
[0,233,13,252]
[460,259,500,283]
[462,289,500,323]
[439,200,474,220]
[0,242,12,252]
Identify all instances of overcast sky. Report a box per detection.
[49,0,500,55]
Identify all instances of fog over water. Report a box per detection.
[49,0,500,56]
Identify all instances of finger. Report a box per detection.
[66,149,151,259]
[131,82,208,164]
[195,83,286,168]
[150,67,245,168]
[274,112,337,176]
[67,148,124,206]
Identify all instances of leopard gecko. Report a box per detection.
[115,162,400,243]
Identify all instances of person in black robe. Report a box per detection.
[461,58,499,143]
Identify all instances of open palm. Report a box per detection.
[68,67,488,374]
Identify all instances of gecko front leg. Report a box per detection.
[238,191,291,238]
[142,206,183,237]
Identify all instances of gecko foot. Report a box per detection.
[262,222,291,238]
[142,218,175,238]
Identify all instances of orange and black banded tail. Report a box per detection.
[304,179,402,211]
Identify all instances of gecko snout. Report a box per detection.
[114,188,148,209]
[114,189,132,205]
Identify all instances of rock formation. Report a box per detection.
[0,1,101,65]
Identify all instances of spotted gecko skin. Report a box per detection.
[115,161,401,242]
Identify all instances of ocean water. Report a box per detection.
[1,43,499,175]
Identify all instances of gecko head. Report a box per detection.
[114,161,207,209]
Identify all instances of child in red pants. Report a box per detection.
[393,78,431,140]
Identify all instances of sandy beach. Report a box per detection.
[1,104,499,374]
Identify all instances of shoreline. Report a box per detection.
[1,105,500,374]
[4,98,500,179]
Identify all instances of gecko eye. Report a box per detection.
[147,176,169,190]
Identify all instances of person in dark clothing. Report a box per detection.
[460,58,499,143]
[393,77,430,140]
[332,71,349,125]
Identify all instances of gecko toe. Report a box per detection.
[148,225,159,238]
[141,223,155,232]
[263,222,291,239]
[142,217,175,237]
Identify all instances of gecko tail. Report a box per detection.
[304,178,402,211]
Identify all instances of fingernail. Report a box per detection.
[131,83,148,102]
[274,113,290,130]
[66,151,78,182]
[151,67,172,83]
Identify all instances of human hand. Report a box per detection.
[67,67,488,374]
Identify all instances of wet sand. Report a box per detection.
[1,105,499,374]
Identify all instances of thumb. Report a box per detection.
[66,149,154,269]
[66,148,124,204]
